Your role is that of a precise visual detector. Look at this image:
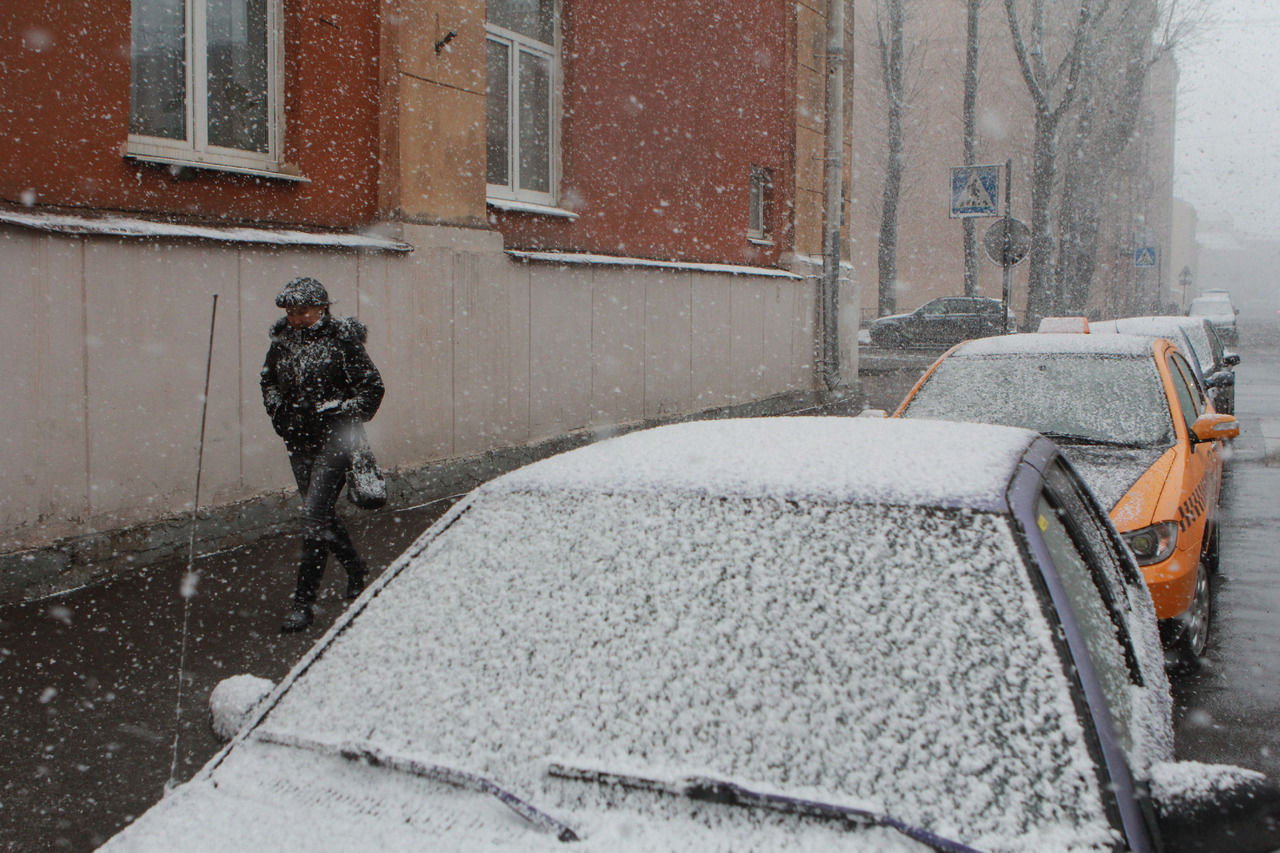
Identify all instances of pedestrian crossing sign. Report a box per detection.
[950,165,1001,218]
[1134,247,1158,267]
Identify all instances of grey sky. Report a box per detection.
[1174,0,1280,236]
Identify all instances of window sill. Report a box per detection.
[487,197,579,220]
[125,151,311,184]
[747,235,775,247]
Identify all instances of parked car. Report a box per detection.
[1188,291,1238,345]
[1091,316,1240,414]
[896,334,1240,666]
[869,295,1015,348]
[101,418,1278,852]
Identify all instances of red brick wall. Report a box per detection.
[492,0,796,267]
[1,0,381,228]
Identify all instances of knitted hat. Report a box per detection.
[275,277,331,309]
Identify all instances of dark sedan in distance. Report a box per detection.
[869,295,1016,348]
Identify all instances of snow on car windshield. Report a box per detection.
[902,353,1175,448]
[1188,299,1232,318]
[260,489,1113,850]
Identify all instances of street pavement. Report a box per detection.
[1168,325,1280,780]
[2,327,1278,851]
[0,500,454,851]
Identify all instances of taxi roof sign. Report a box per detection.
[1038,316,1091,334]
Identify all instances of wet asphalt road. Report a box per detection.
[1167,328,1280,780]
[2,328,1279,851]
[0,503,452,851]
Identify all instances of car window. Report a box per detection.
[1204,323,1226,364]
[1180,323,1214,370]
[921,300,945,315]
[1035,487,1136,756]
[902,353,1176,447]
[1167,352,1202,432]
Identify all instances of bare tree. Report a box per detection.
[1054,0,1206,315]
[1003,0,1102,325]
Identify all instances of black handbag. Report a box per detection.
[346,423,387,509]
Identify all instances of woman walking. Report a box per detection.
[260,277,384,632]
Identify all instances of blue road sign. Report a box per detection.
[950,165,1001,218]
[1134,246,1158,268]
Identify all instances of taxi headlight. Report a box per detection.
[1122,522,1179,566]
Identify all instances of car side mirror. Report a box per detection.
[1149,762,1280,853]
[209,674,275,742]
[1224,352,1241,366]
[1191,412,1239,443]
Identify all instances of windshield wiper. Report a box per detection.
[1039,432,1146,449]
[253,731,578,842]
[548,762,984,853]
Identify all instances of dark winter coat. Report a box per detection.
[260,315,384,452]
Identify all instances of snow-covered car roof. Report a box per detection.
[485,416,1040,511]
[1090,316,1218,374]
[950,331,1155,358]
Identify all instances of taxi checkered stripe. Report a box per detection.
[1177,479,1209,532]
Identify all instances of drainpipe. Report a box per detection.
[820,0,846,391]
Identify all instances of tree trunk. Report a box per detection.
[1025,112,1058,325]
[877,0,905,317]
[962,0,981,297]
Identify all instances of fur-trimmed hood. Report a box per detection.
[269,314,368,344]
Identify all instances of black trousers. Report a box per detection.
[287,428,362,606]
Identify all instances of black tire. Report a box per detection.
[1203,522,1221,575]
[1169,562,1212,672]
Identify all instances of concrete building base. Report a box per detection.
[1,388,859,605]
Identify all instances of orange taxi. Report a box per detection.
[894,332,1239,666]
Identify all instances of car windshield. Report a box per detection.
[1189,300,1231,318]
[902,353,1175,447]
[255,489,1112,848]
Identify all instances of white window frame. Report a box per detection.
[748,165,774,244]
[127,0,289,178]
[485,14,560,207]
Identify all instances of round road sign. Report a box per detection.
[983,218,1031,267]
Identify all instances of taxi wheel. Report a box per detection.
[1171,563,1213,671]
[1204,523,1221,575]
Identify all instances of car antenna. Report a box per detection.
[166,293,218,794]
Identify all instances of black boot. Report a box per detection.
[281,604,313,632]
[328,528,367,600]
[344,559,367,600]
[282,538,326,632]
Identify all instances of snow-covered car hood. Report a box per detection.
[106,501,1122,851]
[102,740,933,852]
[1058,445,1171,519]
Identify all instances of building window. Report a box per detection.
[748,166,773,243]
[128,0,285,175]
[486,0,558,206]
